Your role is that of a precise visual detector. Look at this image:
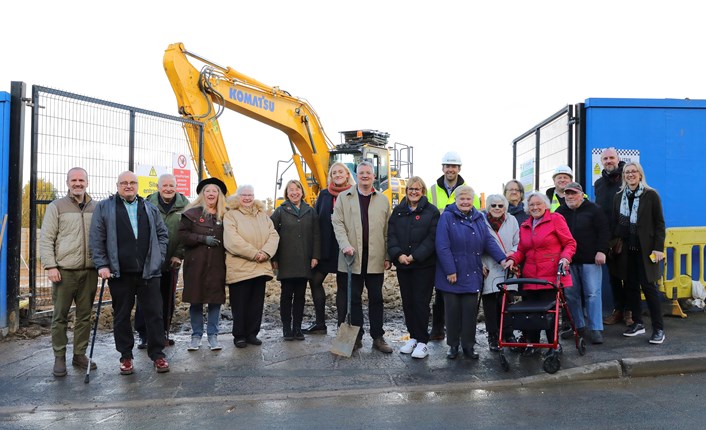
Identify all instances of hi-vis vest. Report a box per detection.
[428,183,481,212]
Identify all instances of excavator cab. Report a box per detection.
[331,130,407,206]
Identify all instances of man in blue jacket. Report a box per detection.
[89,171,170,375]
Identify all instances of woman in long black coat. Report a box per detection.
[271,180,321,340]
[301,162,355,334]
[179,178,227,351]
[611,162,666,344]
[387,176,440,359]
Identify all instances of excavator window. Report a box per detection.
[364,148,389,192]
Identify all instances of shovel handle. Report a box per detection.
[344,253,355,324]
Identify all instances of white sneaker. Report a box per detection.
[208,335,222,351]
[400,338,417,354]
[187,336,201,351]
[411,342,429,359]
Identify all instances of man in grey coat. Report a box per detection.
[89,171,170,375]
[332,161,392,353]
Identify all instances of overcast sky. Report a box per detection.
[2,0,704,201]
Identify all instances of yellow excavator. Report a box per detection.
[163,42,412,206]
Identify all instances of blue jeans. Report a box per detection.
[189,303,221,337]
[565,264,604,331]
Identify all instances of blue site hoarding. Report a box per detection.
[583,98,706,228]
[1,91,10,328]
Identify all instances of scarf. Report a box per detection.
[486,212,505,232]
[328,182,351,197]
[508,202,524,216]
[618,183,644,250]
[328,183,352,209]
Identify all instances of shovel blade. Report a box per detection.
[330,323,360,357]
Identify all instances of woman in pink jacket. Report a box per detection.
[505,191,576,355]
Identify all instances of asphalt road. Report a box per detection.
[2,372,704,429]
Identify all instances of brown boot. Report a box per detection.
[624,310,634,326]
[373,337,393,354]
[53,356,67,377]
[603,309,623,325]
[72,354,97,370]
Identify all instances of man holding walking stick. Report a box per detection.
[89,171,170,375]
[40,167,98,377]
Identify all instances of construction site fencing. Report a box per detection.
[25,85,203,318]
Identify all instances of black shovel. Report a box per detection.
[330,253,360,357]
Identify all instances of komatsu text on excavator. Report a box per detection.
[163,42,413,206]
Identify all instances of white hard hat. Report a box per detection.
[442,151,462,166]
[552,165,573,179]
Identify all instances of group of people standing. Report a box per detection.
[543,149,666,347]
[41,146,666,377]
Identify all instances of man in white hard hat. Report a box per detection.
[546,165,573,212]
[426,151,478,340]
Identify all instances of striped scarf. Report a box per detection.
[618,183,643,250]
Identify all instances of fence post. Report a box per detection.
[6,82,26,333]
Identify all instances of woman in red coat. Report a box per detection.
[505,191,576,354]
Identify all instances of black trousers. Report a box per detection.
[431,289,445,330]
[135,269,177,337]
[110,273,165,361]
[625,250,664,331]
[308,269,329,325]
[229,276,267,339]
[397,267,434,343]
[610,274,626,311]
[443,292,478,351]
[482,291,514,339]
[280,277,308,330]
[336,271,384,340]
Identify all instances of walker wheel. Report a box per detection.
[543,355,561,374]
[500,354,510,372]
[578,338,587,356]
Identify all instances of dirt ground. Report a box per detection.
[6,269,418,340]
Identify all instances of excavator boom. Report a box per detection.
[164,43,411,206]
[164,42,334,203]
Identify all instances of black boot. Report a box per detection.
[283,327,294,341]
[488,332,500,352]
[302,322,327,334]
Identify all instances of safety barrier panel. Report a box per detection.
[659,227,706,317]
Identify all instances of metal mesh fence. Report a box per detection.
[27,86,203,317]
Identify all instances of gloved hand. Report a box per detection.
[202,235,220,247]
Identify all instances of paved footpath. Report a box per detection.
[0,310,705,416]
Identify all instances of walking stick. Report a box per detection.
[85,276,108,384]
[165,268,178,346]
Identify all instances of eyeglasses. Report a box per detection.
[564,190,579,195]
[407,187,423,192]
[624,170,639,175]
[505,188,521,193]
[490,204,504,208]
[118,181,138,187]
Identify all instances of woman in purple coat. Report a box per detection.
[435,185,507,360]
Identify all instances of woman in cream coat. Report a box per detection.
[223,185,279,348]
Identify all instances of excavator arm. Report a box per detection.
[163,42,335,203]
